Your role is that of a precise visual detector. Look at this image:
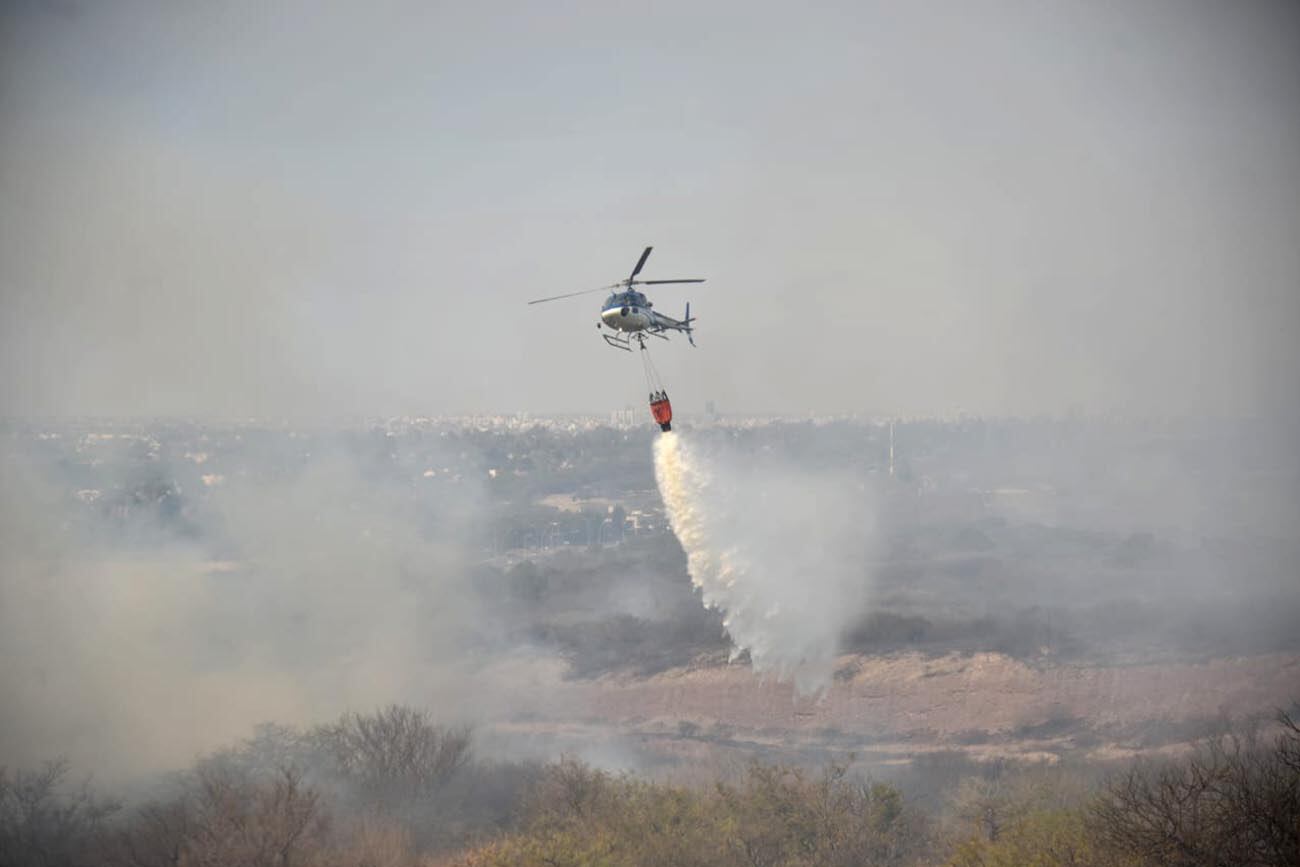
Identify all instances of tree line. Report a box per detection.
[2,706,1296,866]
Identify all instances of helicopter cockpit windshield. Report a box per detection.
[605,290,650,310]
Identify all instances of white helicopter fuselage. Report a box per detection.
[600,292,657,333]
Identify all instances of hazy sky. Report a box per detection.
[2,0,1297,419]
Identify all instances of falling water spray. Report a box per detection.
[653,432,874,694]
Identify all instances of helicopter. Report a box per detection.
[527,246,703,351]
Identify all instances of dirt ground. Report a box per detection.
[488,651,1300,771]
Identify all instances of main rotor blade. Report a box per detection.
[629,246,653,279]
[639,279,706,285]
[526,284,616,305]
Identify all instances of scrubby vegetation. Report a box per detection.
[3,705,1297,867]
[1089,712,1300,867]
[1,704,542,867]
[456,759,928,867]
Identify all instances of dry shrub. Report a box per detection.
[326,813,417,867]
[0,759,120,867]
[454,758,927,867]
[315,705,472,804]
[1090,711,1300,867]
[109,764,328,867]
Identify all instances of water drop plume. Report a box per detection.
[653,431,874,693]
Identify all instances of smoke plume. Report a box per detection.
[653,431,874,693]
[0,437,544,781]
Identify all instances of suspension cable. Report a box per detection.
[640,342,665,395]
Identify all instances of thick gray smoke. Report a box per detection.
[654,431,875,693]
[0,438,552,781]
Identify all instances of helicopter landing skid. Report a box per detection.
[602,332,635,351]
[601,330,664,351]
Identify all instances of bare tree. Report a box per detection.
[314,705,471,803]
[949,774,1022,844]
[1091,710,1300,867]
[109,796,194,867]
[0,759,119,867]
[183,764,326,867]
[107,764,326,867]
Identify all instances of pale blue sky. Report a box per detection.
[2,0,1296,418]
